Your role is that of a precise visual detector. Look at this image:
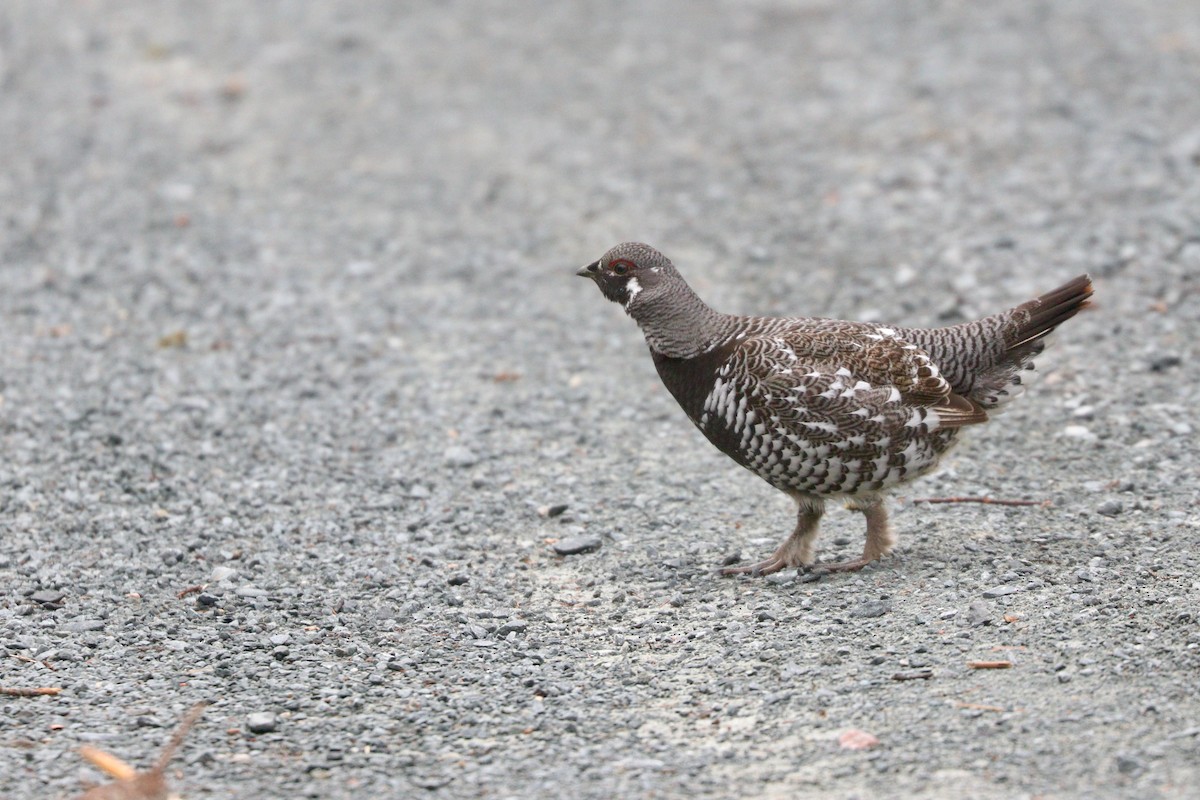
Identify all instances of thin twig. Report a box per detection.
[155,702,207,770]
[176,585,204,599]
[955,701,1011,712]
[0,686,62,696]
[912,496,1049,507]
[967,660,1014,669]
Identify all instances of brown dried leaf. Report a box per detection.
[157,331,187,349]
[74,703,205,800]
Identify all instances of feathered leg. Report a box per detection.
[721,500,824,576]
[820,498,894,572]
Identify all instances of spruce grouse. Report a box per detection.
[577,242,1093,575]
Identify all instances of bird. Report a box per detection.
[576,242,1093,575]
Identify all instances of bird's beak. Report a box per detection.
[576,260,600,279]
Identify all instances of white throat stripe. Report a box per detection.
[625,277,642,304]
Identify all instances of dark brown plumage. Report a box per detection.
[578,242,1093,575]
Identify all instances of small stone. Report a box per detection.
[196,592,220,607]
[546,504,569,518]
[668,592,685,608]
[269,633,290,646]
[552,535,602,556]
[443,446,478,468]
[236,585,269,598]
[246,713,278,734]
[838,729,880,750]
[1116,754,1144,775]
[850,600,890,618]
[1061,425,1095,441]
[409,484,431,499]
[982,585,1023,598]
[968,601,991,627]
[1097,499,1124,517]
[447,574,470,586]
[721,552,742,567]
[756,610,777,622]
[1147,355,1181,372]
[63,619,105,633]
[497,621,528,637]
[210,566,238,582]
[30,590,65,606]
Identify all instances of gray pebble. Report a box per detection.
[443,446,478,468]
[553,535,602,555]
[246,712,279,734]
[62,619,105,633]
[982,585,1023,598]
[30,590,65,606]
[1097,499,1124,517]
[498,620,528,636]
[1115,754,1144,775]
[1148,354,1181,372]
[850,600,891,618]
[210,566,238,582]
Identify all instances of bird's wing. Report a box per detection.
[705,322,987,459]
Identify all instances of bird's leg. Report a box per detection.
[721,503,823,576]
[819,499,894,572]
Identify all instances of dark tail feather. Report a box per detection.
[1006,274,1094,353]
[967,274,1093,410]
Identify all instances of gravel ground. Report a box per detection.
[2,2,1199,798]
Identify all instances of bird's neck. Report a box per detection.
[628,284,738,360]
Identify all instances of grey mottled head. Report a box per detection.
[575,242,680,312]
[577,242,734,359]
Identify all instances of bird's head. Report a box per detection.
[576,242,678,313]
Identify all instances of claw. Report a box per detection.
[718,554,803,577]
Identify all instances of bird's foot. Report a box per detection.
[718,555,800,577]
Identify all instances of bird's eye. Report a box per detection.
[611,259,633,276]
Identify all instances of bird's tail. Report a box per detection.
[902,274,1094,411]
